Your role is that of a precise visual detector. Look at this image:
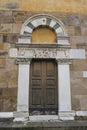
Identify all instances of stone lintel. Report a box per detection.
[9,48,85,60]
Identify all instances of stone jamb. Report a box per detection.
[14,59,31,120]
[56,59,75,120]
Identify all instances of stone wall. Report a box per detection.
[0,10,87,111]
[0,0,87,14]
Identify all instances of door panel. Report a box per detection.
[46,88,55,105]
[46,62,55,76]
[29,59,58,115]
[32,61,42,76]
[32,88,41,105]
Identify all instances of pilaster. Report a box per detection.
[56,59,75,120]
[13,59,31,120]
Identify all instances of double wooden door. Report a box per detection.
[29,59,58,115]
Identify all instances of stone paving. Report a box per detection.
[0,120,87,129]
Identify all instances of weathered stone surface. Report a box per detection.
[81,26,87,36]
[0,35,3,42]
[0,83,8,89]
[3,34,19,43]
[0,51,7,57]
[75,26,81,36]
[70,71,82,78]
[72,97,81,110]
[0,68,17,89]
[12,24,22,33]
[0,87,17,111]
[4,58,18,88]
[0,99,3,111]
[70,36,87,45]
[0,11,12,16]
[72,95,87,111]
[82,19,87,27]
[2,88,17,97]
[65,26,75,36]
[5,58,17,70]
[12,11,30,23]
[7,73,18,88]
[0,58,6,68]
[0,11,13,24]
[0,76,5,83]
[5,2,20,9]
[71,60,87,71]
[72,86,87,95]
[0,121,87,129]
[0,44,3,50]
[3,97,17,111]
[0,70,6,83]
[0,89,3,98]
[0,16,14,24]
[80,95,87,110]
[9,48,85,60]
[0,0,87,14]
[0,24,13,33]
[2,88,17,111]
[3,44,11,53]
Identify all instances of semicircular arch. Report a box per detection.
[19,14,69,45]
[20,14,67,36]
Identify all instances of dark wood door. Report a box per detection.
[29,59,58,115]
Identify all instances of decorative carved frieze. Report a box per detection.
[9,47,85,62]
[17,48,70,59]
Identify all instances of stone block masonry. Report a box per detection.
[0,10,87,114]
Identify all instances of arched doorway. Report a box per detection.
[15,14,75,120]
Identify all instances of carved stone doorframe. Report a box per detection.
[11,46,85,121]
[14,57,74,121]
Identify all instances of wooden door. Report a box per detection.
[29,59,58,115]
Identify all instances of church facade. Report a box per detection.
[0,0,87,121]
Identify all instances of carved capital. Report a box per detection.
[16,58,31,64]
[56,59,72,65]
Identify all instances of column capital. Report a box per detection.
[16,58,31,65]
[56,59,72,65]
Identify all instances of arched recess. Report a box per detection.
[18,14,70,46]
[32,26,57,43]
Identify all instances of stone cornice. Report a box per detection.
[15,43,70,49]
